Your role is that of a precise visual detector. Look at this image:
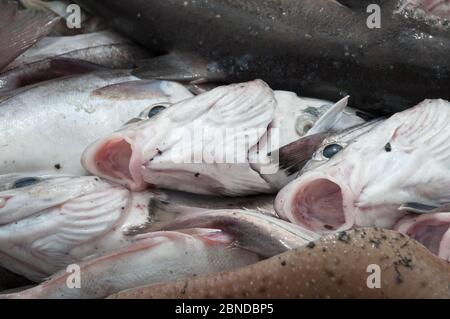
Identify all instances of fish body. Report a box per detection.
[76,0,450,114]
[1,229,260,299]
[110,228,450,299]
[0,174,284,281]
[82,80,365,196]
[275,100,450,244]
[0,0,59,71]
[149,209,320,257]
[0,70,193,176]
[0,31,151,94]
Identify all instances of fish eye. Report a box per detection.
[13,177,40,189]
[322,144,343,159]
[147,105,167,118]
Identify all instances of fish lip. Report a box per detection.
[82,134,146,191]
[395,213,450,261]
[275,172,355,233]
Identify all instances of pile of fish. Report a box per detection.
[0,0,449,299]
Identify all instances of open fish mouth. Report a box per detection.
[275,173,355,233]
[396,213,450,260]
[83,135,145,191]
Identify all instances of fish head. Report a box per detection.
[276,99,450,233]
[82,80,276,192]
[0,174,130,225]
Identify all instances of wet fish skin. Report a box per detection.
[0,70,193,176]
[1,229,260,299]
[77,0,450,114]
[0,31,151,93]
[0,0,59,71]
[109,228,450,299]
[0,173,280,281]
[82,80,365,196]
[275,99,450,238]
[147,208,320,258]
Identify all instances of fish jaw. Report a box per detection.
[0,175,122,225]
[395,213,450,261]
[275,169,356,233]
[82,80,276,195]
[277,99,450,233]
[82,133,147,191]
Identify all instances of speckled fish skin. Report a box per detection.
[1,229,260,299]
[109,228,450,299]
[81,80,365,196]
[0,31,151,93]
[76,0,450,114]
[0,70,193,176]
[275,99,450,236]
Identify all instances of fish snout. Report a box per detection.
[0,175,125,225]
[82,134,146,191]
[275,172,355,234]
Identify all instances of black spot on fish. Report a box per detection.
[195,173,200,177]
[324,224,334,230]
[156,148,162,155]
[307,242,316,249]
[54,164,61,170]
[399,256,413,269]
[394,263,403,284]
[338,231,350,243]
[370,238,381,248]
[280,261,287,266]
[385,143,392,152]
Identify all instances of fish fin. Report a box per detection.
[0,1,59,71]
[91,79,167,100]
[25,188,128,270]
[157,209,318,257]
[276,132,330,176]
[133,52,226,83]
[399,202,450,214]
[306,96,349,135]
[124,197,207,236]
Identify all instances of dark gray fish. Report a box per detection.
[76,0,450,114]
[0,266,32,292]
[0,0,59,71]
[0,31,151,93]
